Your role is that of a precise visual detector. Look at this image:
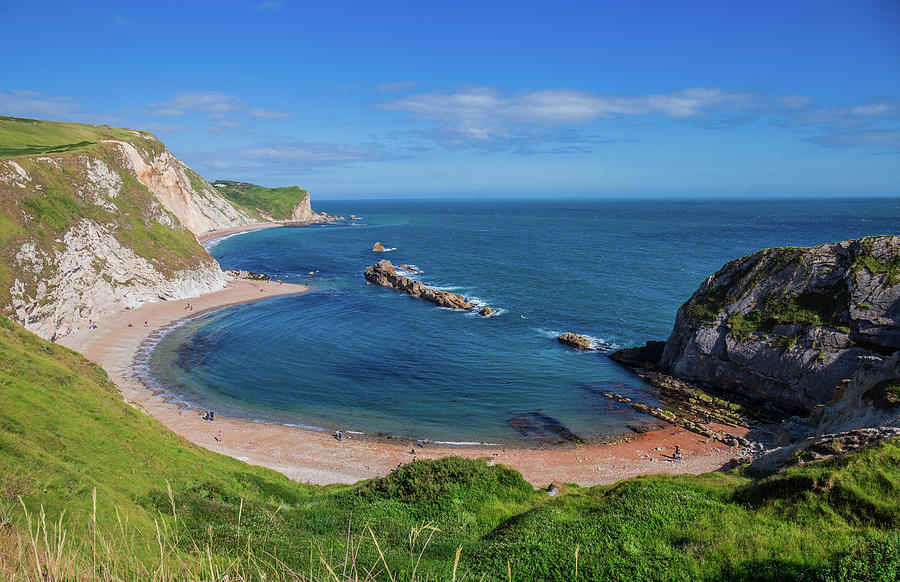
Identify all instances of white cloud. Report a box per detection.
[0,90,78,118]
[806,130,900,149]
[148,91,244,119]
[192,140,392,176]
[380,86,754,142]
[112,15,131,25]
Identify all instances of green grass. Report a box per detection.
[1,314,898,580]
[211,180,309,220]
[0,116,143,160]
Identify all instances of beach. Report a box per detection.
[58,271,747,487]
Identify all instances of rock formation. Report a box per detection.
[364,260,488,312]
[372,241,386,252]
[646,237,899,416]
[0,118,254,340]
[479,306,494,317]
[557,332,594,350]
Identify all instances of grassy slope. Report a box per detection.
[0,117,213,316]
[0,315,897,580]
[211,180,308,220]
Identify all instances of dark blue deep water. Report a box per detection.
[145,198,900,444]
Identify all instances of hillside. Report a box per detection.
[0,116,255,340]
[0,313,897,580]
[211,179,317,221]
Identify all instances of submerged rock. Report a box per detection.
[558,332,594,350]
[364,260,476,311]
[372,241,386,252]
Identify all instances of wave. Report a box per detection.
[534,328,618,351]
[381,247,398,252]
[431,440,500,446]
[203,230,252,250]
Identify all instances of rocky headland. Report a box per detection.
[364,259,491,313]
[611,236,900,469]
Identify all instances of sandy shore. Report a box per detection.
[197,222,283,245]
[58,278,747,487]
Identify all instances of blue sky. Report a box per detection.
[2,0,899,198]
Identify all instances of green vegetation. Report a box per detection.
[0,116,145,159]
[863,379,900,410]
[212,179,309,220]
[1,315,898,581]
[855,255,900,286]
[0,117,214,313]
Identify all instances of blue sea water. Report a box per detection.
[145,198,900,444]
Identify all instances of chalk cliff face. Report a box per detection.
[109,140,253,235]
[0,119,253,340]
[289,192,317,222]
[657,237,899,415]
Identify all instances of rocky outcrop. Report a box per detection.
[557,332,593,350]
[11,220,226,341]
[654,237,899,415]
[372,242,386,252]
[0,119,255,340]
[289,192,316,222]
[364,260,486,312]
[108,140,253,235]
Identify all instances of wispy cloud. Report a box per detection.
[248,107,294,119]
[805,129,900,149]
[371,81,419,93]
[378,86,900,151]
[148,91,244,119]
[192,140,393,177]
[111,15,131,25]
[251,1,283,12]
[0,90,79,119]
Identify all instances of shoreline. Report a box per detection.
[55,222,750,486]
[59,278,748,486]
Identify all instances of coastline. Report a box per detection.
[58,277,748,486]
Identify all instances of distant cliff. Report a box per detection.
[211,180,325,222]
[632,236,899,416]
[0,116,256,340]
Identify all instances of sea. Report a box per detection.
[140,197,900,445]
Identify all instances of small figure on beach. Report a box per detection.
[128,322,133,327]
[202,410,215,421]
[144,321,149,327]
[334,430,343,441]
[215,431,222,442]
[674,445,682,461]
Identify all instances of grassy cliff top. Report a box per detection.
[0,116,163,159]
[211,179,308,220]
[1,310,898,580]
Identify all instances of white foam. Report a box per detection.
[382,247,398,252]
[202,230,251,250]
[431,440,500,446]
[535,328,618,351]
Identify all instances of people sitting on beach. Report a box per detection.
[202,410,215,421]
[334,430,343,441]
[674,445,682,461]
[128,322,133,327]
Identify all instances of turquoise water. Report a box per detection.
[145,198,900,444]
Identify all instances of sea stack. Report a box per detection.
[372,241,386,252]
[364,259,481,311]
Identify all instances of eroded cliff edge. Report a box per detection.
[0,117,257,340]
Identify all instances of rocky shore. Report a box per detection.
[610,236,900,471]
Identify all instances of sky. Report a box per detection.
[1,0,899,199]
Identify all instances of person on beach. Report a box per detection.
[144,321,149,327]
[334,430,343,441]
[215,431,222,442]
[674,445,682,461]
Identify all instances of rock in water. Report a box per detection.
[479,306,494,317]
[372,241,386,252]
[363,260,472,310]
[558,332,593,350]
[653,236,900,415]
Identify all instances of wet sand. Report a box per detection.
[58,278,747,487]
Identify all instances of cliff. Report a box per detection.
[0,116,255,340]
[652,236,899,415]
[211,180,325,222]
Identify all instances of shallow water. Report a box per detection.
[146,197,900,444]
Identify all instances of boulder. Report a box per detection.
[479,306,494,317]
[372,241,385,252]
[558,332,593,350]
